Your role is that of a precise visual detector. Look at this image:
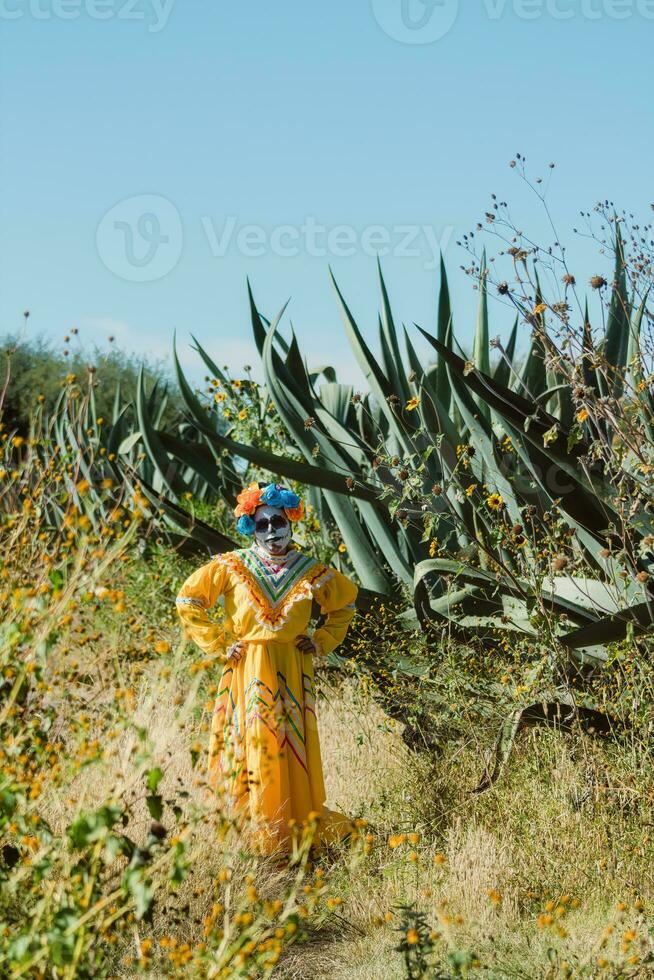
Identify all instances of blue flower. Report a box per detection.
[260,483,284,507]
[236,514,256,536]
[279,488,300,509]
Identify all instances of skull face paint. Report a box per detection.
[253,505,292,556]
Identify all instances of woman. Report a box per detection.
[175,481,358,856]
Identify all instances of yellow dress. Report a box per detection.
[175,542,358,855]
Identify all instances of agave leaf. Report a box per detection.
[173,340,380,503]
[118,431,143,455]
[604,224,631,395]
[493,317,518,389]
[155,431,227,496]
[435,254,452,410]
[414,560,613,631]
[106,403,130,451]
[626,288,650,384]
[261,320,403,591]
[190,334,229,385]
[405,328,460,449]
[247,279,289,357]
[136,368,185,497]
[378,259,411,403]
[284,330,315,410]
[443,349,526,535]
[134,476,238,555]
[473,701,622,793]
[329,268,414,455]
[317,383,354,426]
[88,381,99,444]
[112,382,123,425]
[520,328,548,400]
[581,301,602,399]
[560,599,654,648]
[417,329,634,540]
[472,252,491,421]
[309,364,337,384]
[625,289,654,445]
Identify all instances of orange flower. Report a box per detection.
[234,482,263,517]
[285,501,305,522]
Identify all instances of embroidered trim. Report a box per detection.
[175,596,206,608]
[213,550,329,632]
[213,666,316,775]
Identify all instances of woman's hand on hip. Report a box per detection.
[226,641,245,664]
[296,634,317,655]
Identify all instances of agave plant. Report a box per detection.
[14,236,650,780]
[414,228,654,651]
[144,258,533,596]
[90,236,651,644]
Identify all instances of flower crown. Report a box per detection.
[234,482,304,536]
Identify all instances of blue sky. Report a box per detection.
[1,0,652,383]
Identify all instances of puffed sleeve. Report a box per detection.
[311,567,358,657]
[175,556,231,658]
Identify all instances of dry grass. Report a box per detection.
[41,654,654,977]
[278,678,654,979]
[5,538,654,978]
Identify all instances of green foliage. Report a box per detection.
[0,335,184,434]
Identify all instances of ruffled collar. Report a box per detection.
[250,541,299,569]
